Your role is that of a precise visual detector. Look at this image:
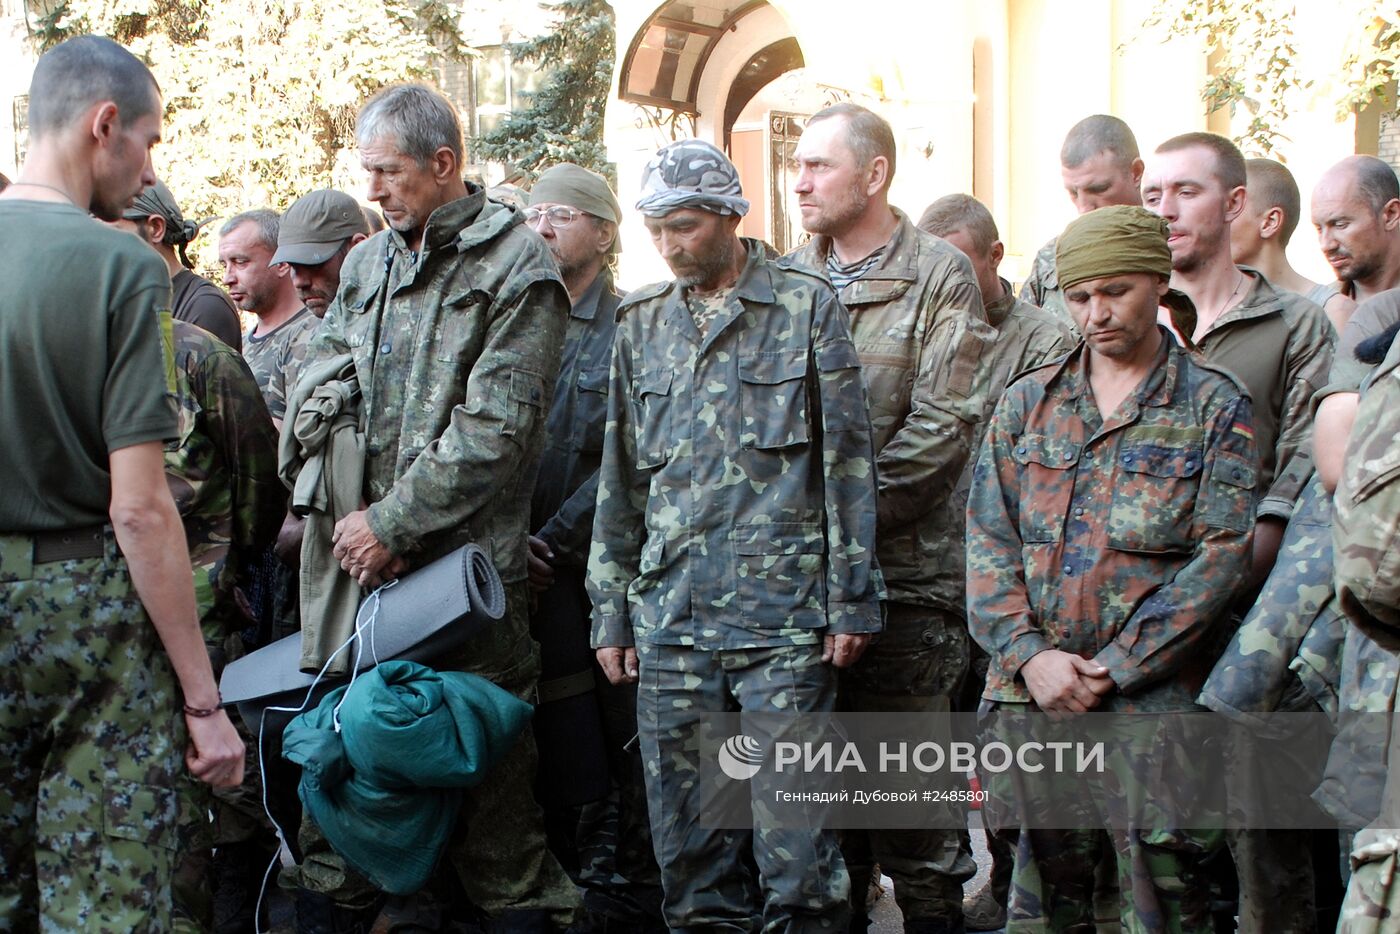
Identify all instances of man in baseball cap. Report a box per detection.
[271,189,370,317]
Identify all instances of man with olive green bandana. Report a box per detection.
[968,206,1259,932]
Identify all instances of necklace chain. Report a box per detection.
[7,181,76,205]
[1203,271,1246,333]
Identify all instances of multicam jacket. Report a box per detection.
[1192,272,1333,521]
[784,210,996,615]
[1017,236,1076,335]
[974,281,1076,432]
[949,284,1075,605]
[165,319,284,632]
[306,189,568,582]
[530,272,623,569]
[587,239,882,650]
[967,330,1259,710]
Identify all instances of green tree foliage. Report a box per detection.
[473,0,614,179]
[1143,0,1400,156]
[35,0,465,241]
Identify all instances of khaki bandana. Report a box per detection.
[529,162,621,224]
[1055,205,1173,291]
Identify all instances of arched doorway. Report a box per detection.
[616,1,809,256]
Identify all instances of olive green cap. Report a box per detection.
[271,189,370,266]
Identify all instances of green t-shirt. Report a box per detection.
[0,199,178,531]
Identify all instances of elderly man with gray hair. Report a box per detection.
[282,82,578,933]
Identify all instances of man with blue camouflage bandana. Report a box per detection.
[588,139,883,933]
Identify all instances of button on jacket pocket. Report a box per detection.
[502,368,546,441]
[573,366,609,452]
[738,351,809,450]
[1012,434,1080,543]
[1108,441,1204,553]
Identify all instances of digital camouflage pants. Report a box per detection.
[0,530,183,933]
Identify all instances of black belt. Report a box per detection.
[32,525,107,563]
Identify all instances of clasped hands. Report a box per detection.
[1020,649,1115,719]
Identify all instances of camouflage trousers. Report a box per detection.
[571,670,665,928]
[1339,829,1400,933]
[636,640,850,933]
[1007,827,1213,933]
[0,530,183,932]
[282,582,579,926]
[172,632,287,934]
[838,604,976,924]
[1225,829,1317,933]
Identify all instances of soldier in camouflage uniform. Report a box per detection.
[282,83,578,933]
[917,194,1074,932]
[521,164,666,932]
[784,103,995,934]
[227,209,319,428]
[967,207,1258,933]
[163,317,285,933]
[1019,115,1145,334]
[1144,132,1336,933]
[0,35,244,932]
[1313,294,1400,838]
[1332,316,1400,930]
[587,139,883,933]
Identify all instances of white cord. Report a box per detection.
[249,578,399,934]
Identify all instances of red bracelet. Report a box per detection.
[183,699,222,718]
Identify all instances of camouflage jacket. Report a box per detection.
[243,306,319,422]
[530,272,622,569]
[1017,236,1077,336]
[784,210,996,614]
[975,281,1076,432]
[306,188,568,583]
[949,284,1075,604]
[1193,271,1333,521]
[1198,473,1346,724]
[166,319,284,631]
[1335,332,1400,635]
[967,330,1258,710]
[587,239,882,650]
[1317,333,1400,829]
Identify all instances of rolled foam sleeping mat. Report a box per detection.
[220,543,506,729]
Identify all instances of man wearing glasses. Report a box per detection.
[522,165,665,931]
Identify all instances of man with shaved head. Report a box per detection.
[1312,155,1400,303]
[1233,158,1356,332]
[1020,114,1145,329]
[0,34,243,930]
